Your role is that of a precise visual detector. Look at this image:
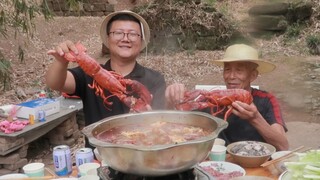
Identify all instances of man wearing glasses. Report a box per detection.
[45,10,166,147]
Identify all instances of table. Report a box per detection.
[0,98,83,156]
[226,155,279,179]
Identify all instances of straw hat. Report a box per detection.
[100,10,150,51]
[213,44,276,74]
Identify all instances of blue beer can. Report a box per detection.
[76,148,94,168]
[38,110,46,122]
[53,145,72,176]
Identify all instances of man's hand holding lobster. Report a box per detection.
[230,101,259,123]
[47,40,80,65]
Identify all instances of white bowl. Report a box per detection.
[267,151,299,175]
[271,151,292,160]
[22,162,45,177]
[93,148,102,162]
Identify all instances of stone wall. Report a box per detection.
[46,0,115,16]
[248,1,313,31]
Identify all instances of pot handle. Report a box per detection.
[81,122,95,138]
[216,118,229,134]
[81,121,104,144]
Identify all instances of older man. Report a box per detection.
[166,44,289,151]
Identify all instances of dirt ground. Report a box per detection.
[0,0,319,163]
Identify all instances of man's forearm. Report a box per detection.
[45,60,69,91]
[251,115,289,150]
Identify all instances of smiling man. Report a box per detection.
[45,10,166,148]
[165,44,289,151]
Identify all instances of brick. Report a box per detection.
[0,138,24,152]
[83,4,94,12]
[59,118,72,127]
[19,145,29,152]
[73,130,82,140]
[88,0,108,3]
[3,158,28,171]
[73,123,79,130]
[105,4,115,12]
[49,134,65,142]
[0,153,20,164]
[17,145,29,158]
[64,128,74,138]
[92,3,107,12]
[0,137,18,144]
[19,149,28,158]
[91,12,105,16]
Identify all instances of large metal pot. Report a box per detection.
[82,110,228,176]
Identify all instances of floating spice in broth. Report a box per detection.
[96,121,210,146]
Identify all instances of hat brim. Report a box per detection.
[212,58,276,74]
[100,10,150,51]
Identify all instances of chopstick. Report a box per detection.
[261,146,311,167]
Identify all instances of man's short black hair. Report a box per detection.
[106,13,141,34]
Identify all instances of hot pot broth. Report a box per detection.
[97,121,211,146]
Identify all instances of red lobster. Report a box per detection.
[175,89,253,121]
[63,42,152,112]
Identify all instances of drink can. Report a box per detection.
[38,110,46,122]
[53,145,72,176]
[29,114,35,125]
[76,148,94,168]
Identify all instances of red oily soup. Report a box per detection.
[96,121,211,146]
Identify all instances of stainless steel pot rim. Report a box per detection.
[92,132,220,150]
[85,110,228,151]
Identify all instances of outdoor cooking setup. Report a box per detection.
[82,110,228,179]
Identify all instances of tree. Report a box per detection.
[0,0,80,91]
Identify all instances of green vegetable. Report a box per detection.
[284,150,320,180]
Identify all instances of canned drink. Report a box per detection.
[29,114,35,125]
[53,145,72,176]
[38,110,46,122]
[76,148,94,168]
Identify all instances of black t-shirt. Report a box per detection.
[69,60,166,126]
[214,88,287,145]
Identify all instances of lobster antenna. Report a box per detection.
[140,22,145,40]
[145,43,148,61]
[140,22,148,61]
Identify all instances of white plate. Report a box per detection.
[199,161,246,178]
[278,170,292,180]
[0,174,28,179]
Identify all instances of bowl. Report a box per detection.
[227,141,276,168]
[22,162,45,177]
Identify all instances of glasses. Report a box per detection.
[108,31,141,41]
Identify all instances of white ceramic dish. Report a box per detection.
[199,161,246,178]
[0,174,28,179]
[278,170,292,180]
[271,151,292,160]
